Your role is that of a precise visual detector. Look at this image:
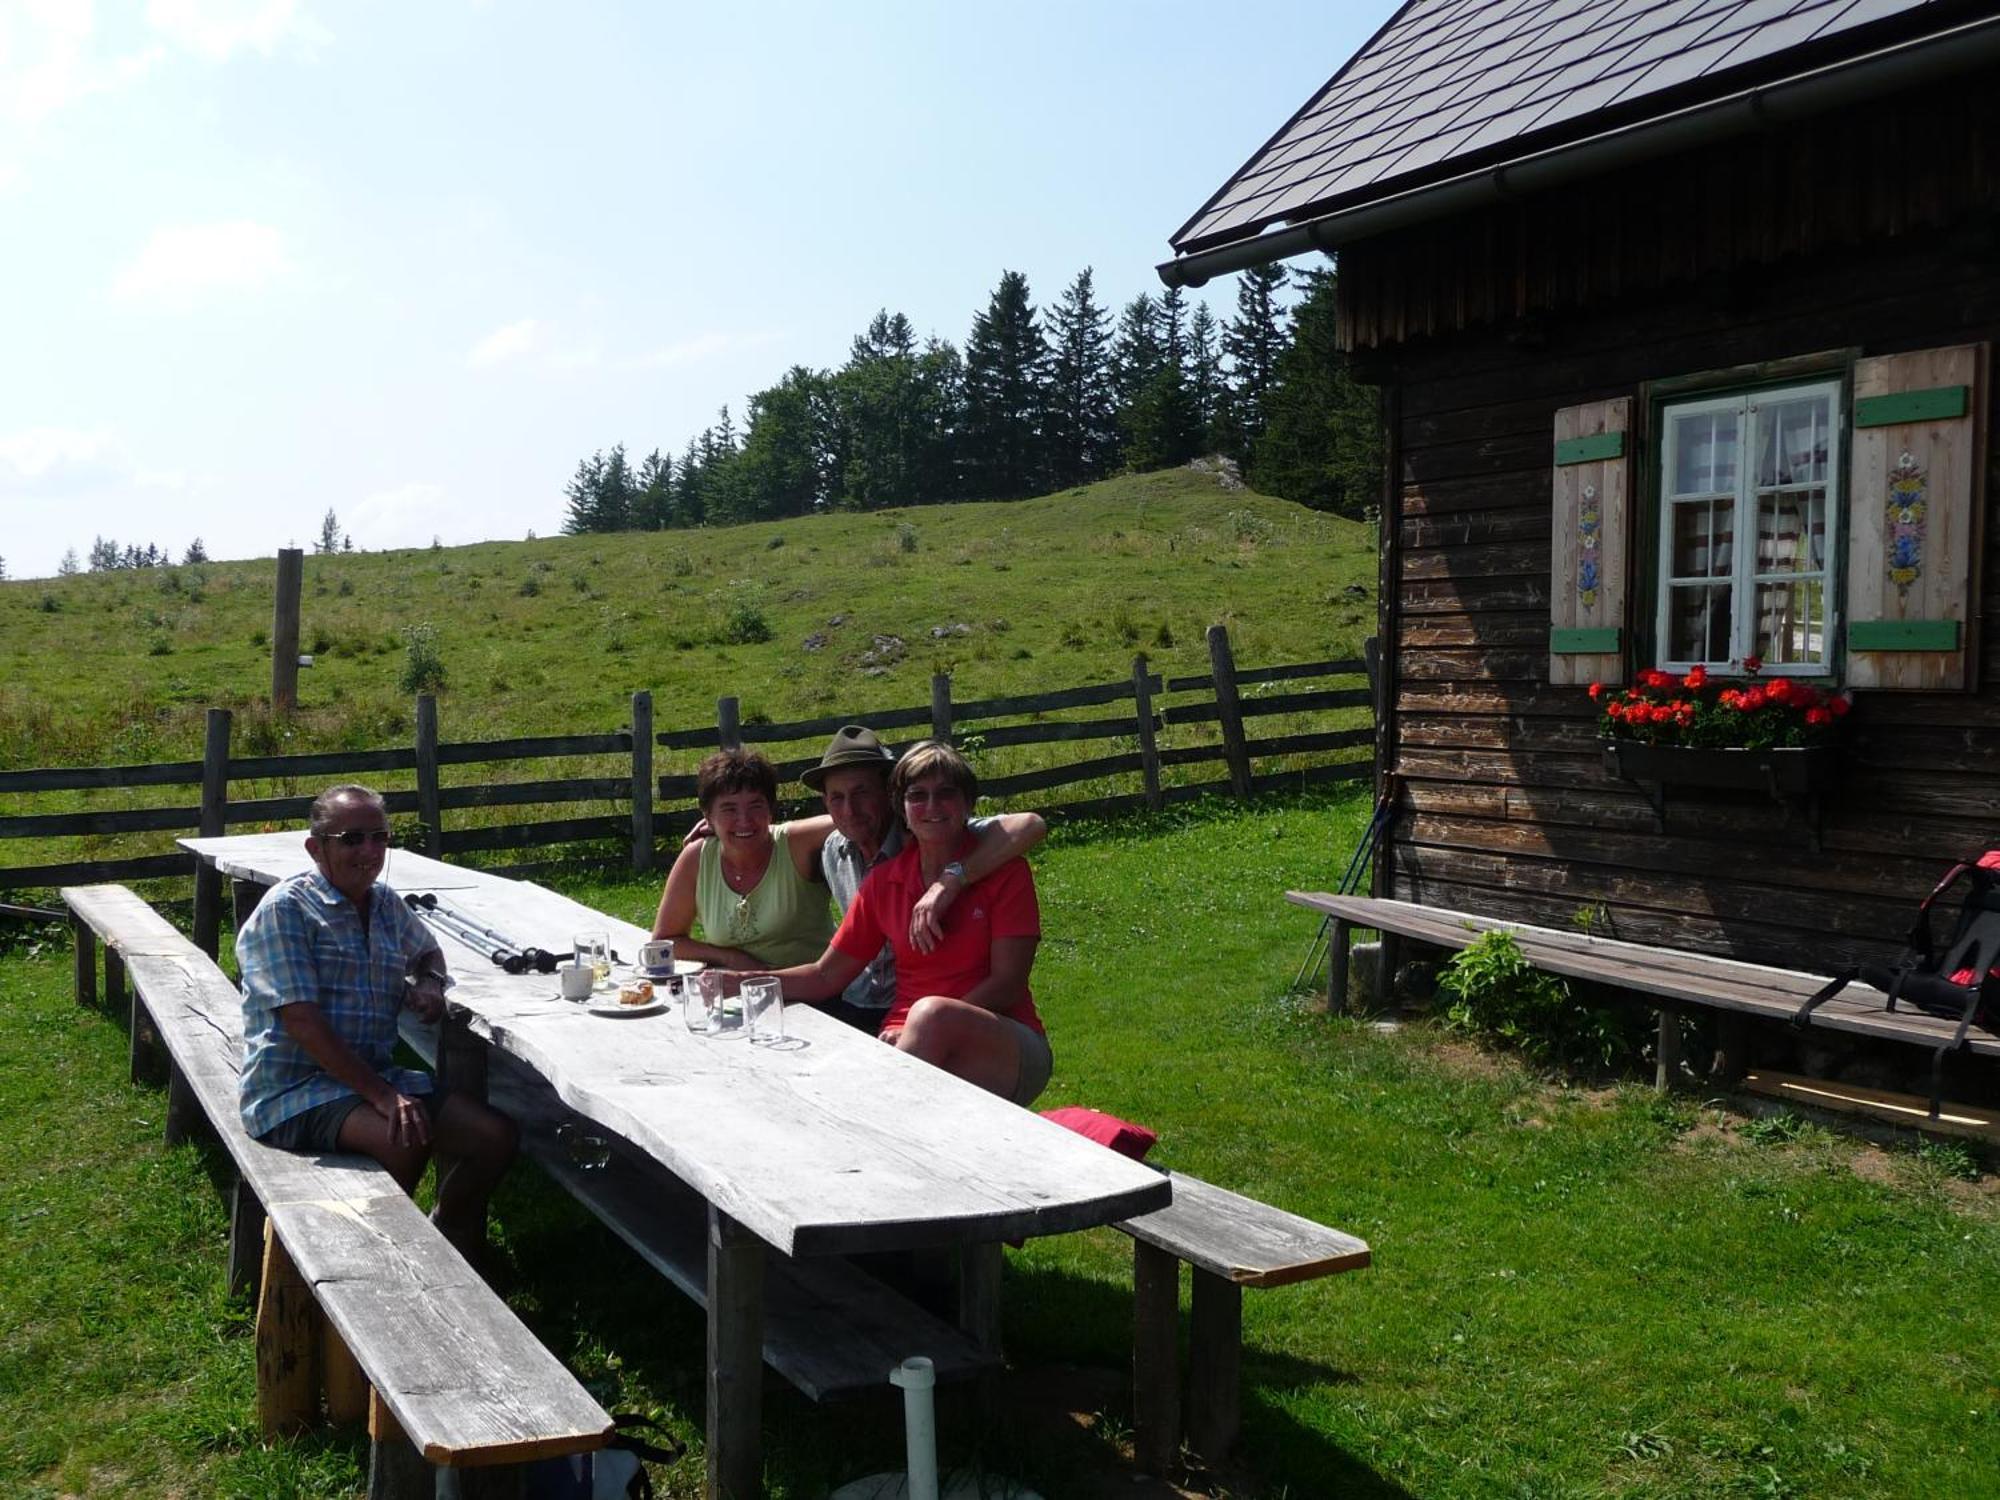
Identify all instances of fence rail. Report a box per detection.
[0,626,1377,894]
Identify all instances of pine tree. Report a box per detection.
[58,548,80,577]
[912,336,965,504]
[634,449,674,529]
[561,450,610,534]
[1106,295,1164,471]
[960,270,1049,500]
[1043,268,1115,488]
[1250,268,1382,517]
[1222,262,1290,455]
[316,509,343,555]
[597,444,635,532]
[696,409,748,525]
[1188,302,1223,447]
[738,366,833,520]
[1118,288,1201,471]
[673,439,703,528]
[182,538,208,564]
[0,555,7,581]
[88,536,118,571]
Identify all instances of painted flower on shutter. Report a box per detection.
[1577,483,1601,607]
[1885,449,1927,596]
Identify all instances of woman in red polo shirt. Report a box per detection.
[758,740,1052,1105]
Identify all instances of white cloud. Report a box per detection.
[108,220,292,309]
[0,426,130,496]
[144,0,330,63]
[346,482,461,551]
[1,4,164,125]
[467,318,542,369]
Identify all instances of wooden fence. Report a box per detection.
[0,626,1377,901]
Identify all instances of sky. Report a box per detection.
[0,0,1397,579]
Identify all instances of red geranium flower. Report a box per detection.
[1805,707,1832,727]
[1742,655,1763,674]
[1588,682,1604,701]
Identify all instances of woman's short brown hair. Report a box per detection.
[695,748,778,811]
[888,740,978,807]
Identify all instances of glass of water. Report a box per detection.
[704,970,745,1038]
[743,977,784,1045]
[573,932,611,990]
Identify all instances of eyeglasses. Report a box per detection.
[323,828,393,848]
[901,784,964,808]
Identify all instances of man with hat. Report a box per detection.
[803,724,1045,1033]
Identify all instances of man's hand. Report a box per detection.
[910,870,965,953]
[681,818,714,851]
[404,972,448,1024]
[376,1090,431,1149]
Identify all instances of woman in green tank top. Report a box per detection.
[650,748,834,970]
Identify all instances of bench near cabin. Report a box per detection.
[1293,891,2000,1142]
[62,884,614,1497]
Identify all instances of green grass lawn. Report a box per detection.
[4,787,1996,1498]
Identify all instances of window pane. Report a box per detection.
[1672,408,1739,495]
[1756,488,1826,575]
[1755,394,1831,488]
[1753,580,1825,666]
[1671,498,1734,578]
[1668,584,1730,662]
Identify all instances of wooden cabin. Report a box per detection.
[1161,1,2000,978]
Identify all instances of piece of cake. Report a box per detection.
[617,979,654,1007]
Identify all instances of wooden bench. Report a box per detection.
[62,884,614,1496]
[1116,1172,1370,1471]
[1291,891,2000,1128]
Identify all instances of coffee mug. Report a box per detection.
[638,938,675,974]
[559,962,594,1002]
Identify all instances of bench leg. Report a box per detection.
[1132,1240,1181,1475]
[1378,932,1403,1007]
[1187,1270,1242,1465]
[257,1222,322,1437]
[707,1207,765,1500]
[72,916,97,1008]
[126,967,169,1088]
[1326,919,1353,1016]
[323,1322,369,1426]
[1714,1012,1749,1086]
[1655,1008,1684,1093]
[439,1015,494,1243]
[367,1389,431,1500]
[164,1063,209,1147]
[229,1178,266,1302]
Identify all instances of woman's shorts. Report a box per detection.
[1008,1019,1054,1107]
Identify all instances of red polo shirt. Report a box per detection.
[830,837,1044,1035]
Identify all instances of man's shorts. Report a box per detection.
[258,1086,440,1154]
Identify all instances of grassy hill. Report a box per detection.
[0,469,1373,770]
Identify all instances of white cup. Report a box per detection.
[638,939,676,974]
[559,962,594,1002]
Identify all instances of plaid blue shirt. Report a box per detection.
[237,868,438,1138]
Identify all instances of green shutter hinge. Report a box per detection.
[1854,385,1969,428]
[1554,431,1625,465]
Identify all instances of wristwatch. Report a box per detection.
[941,860,967,883]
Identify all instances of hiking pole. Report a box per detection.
[1295,775,1400,991]
[426,891,598,973]
[404,893,561,975]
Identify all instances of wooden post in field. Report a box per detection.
[272,548,304,714]
[630,690,654,872]
[1132,653,1163,811]
[930,673,953,743]
[1207,625,1253,799]
[415,694,442,857]
[192,707,231,958]
[717,697,741,751]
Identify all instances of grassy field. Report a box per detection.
[4,787,1996,1499]
[0,469,1373,769]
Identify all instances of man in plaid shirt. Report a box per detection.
[237,784,515,1255]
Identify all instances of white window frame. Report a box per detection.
[1653,378,1844,677]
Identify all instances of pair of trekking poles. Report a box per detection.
[1293,774,1399,992]
[403,891,566,975]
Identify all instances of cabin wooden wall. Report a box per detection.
[1350,74,2000,973]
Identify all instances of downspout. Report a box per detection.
[1158,13,2000,288]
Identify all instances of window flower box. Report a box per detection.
[1599,740,1841,846]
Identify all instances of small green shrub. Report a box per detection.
[1057,621,1088,650]
[722,601,772,645]
[669,554,694,578]
[1439,930,1646,1071]
[1153,620,1174,648]
[766,535,785,550]
[518,574,541,597]
[1742,1111,1824,1147]
[1913,1138,1981,1182]
[146,634,172,656]
[37,594,59,613]
[896,523,918,554]
[249,627,267,647]
[398,622,447,694]
[337,577,354,597]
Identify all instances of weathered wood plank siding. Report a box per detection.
[1349,70,2000,974]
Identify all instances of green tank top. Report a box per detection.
[695,823,834,967]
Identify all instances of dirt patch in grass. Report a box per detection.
[1848,1148,1899,1186]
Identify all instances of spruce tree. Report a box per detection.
[960,270,1049,500]
[833,310,926,509]
[316,509,343,554]
[634,449,674,529]
[561,450,610,534]
[88,536,118,571]
[182,538,208,564]
[1188,302,1223,450]
[912,337,965,504]
[673,439,703,528]
[1222,262,1290,455]
[58,547,80,577]
[738,367,832,520]
[1106,295,1163,469]
[1043,268,1115,488]
[1251,268,1382,517]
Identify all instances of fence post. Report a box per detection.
[192,707,232,958]
[717,697,741,750]
[1207,625,1253,799]
[271,548,303,714]
[630,690,654,872]
[930,673,953,743]
[415,694,442,858]
[1132,654,1163,812]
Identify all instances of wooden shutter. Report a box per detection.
[1845,343,1988,690]
[1549,397,1630,687]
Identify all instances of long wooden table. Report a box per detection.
[185,832,1171,1498]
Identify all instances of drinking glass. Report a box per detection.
[573,932,611,990]
[703,970,744,1038]
[744,977,784,1045]
[557,1121,610,1172]
[679,974,715,1033]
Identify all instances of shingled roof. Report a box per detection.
[1162,0,1999,284]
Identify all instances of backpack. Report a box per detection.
[1793,851,2000,1117]
[526,1414,683,1499]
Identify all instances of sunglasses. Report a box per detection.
[323,828,394,848]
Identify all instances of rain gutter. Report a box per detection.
[1158,14,2000,289]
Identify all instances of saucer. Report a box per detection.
[589,998,666,1017]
